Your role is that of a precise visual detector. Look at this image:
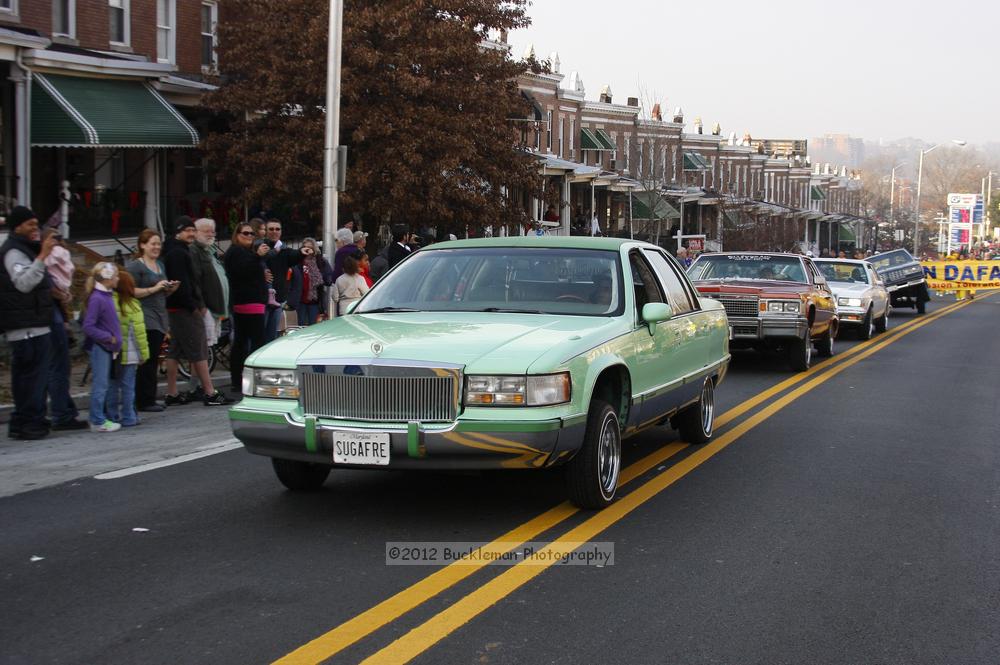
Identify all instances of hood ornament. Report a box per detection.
[371,342,384,356]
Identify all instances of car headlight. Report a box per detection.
[465,373,570,407]
[765,300,800,313]
[252,368,300,399]
[838,297,862,307]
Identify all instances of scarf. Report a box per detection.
[304,256,323,303]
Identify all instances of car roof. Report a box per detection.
[424,236,646,251]
[693,251,805,259]
[814,258,871,265]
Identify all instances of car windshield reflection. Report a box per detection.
[688,254,808,283]
[817,261,869,284]
[355,247,626,317]
[870,249,914,272]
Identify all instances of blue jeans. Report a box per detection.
[48,309,79,425]
[264,304,283,342]
[8,333,52,436]
[107,363,139,426]
[88,345,113,426]
[297,303,320,326]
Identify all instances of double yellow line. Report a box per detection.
[277,296,980,665]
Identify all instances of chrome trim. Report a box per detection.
[634,357,729,401]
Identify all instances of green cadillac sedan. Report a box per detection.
[230,237,730,509]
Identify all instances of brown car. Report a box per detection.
[686,252,838,371]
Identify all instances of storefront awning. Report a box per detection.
[683,152,711,171]
[31,73,200,148]
[838,224,857,242]
[810,185,827,201]
[580,127,610,151]
[594,129,616,151]
[630,192,680,220]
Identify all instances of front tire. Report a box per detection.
[916,299,926,314]
[787,332,812,372]
[566,400,621,510]
[874,303,889,333]
[272,458,331,491]
[858,308,874,340]
[674,378,715,445]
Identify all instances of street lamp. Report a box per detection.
[914,139,966,256]
[888,162,905,246]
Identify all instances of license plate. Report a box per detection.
[331,431,391,466]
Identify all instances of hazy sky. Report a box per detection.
[511,0,998,146]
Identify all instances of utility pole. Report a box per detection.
[323,0,345,316]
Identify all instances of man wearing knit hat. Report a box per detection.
[0,206,59,439]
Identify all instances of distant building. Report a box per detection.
[810,134,865,169]
[747,138,808,159]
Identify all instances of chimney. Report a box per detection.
[673,107,684,123]
[499,30,508,44]
[549,52,560,74]
[522,43,535,60]
[568,71,585,94]
[711,122,721,136]
[694,116,703,134]
[599,85,612,104]
[650,102,661,120]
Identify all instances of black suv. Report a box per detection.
[870,249,930,313]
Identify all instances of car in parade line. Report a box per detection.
[686,252,838,371]
[869,248,931,314]
[230,237,731,509]
[814,258,891,339]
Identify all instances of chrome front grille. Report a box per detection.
[716,297,760,318]
[301,371,458,422]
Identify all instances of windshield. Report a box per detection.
[687,254,807,283]
[870,249,914,272]
[817,261,869,284]
[356,247,625,316]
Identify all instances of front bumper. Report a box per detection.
[727,315,809,340]
[229,398,586,470]
[835,305,866,325]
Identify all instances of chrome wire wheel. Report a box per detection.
[700,379,715,438]
[597,412,621,498]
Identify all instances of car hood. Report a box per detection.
[828,282,871,298]
[247,312,625,374]
[693,279,810,297]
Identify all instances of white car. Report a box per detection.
[814,258,890,339]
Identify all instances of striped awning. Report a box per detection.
[31,72,200,148]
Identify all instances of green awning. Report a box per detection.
[594,128,616,151]
[31,73,200,148]
[683,151,710,170]
[838,224,857,242]
[810,185,827,201]
[630,192,680,220]
[580,127,608,151]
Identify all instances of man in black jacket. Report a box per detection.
[386,225,413,271]
[0,207,58,439]
[262,219,301,342]
[162,216,229,406]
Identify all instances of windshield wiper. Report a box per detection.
[476,307,547,314]
[359,306,420,314]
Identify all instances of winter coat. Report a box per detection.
[113,293,150,364]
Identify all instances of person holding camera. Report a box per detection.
[287,237,333,325]
[262,219,302,342]
[224,222,272,394]
[126,229,178,412]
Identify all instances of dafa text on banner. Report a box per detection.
[921,261,1000,290]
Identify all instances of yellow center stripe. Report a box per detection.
[357,298,975,665]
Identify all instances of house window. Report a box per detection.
[201,1,219,70]
[623,135,630,173]
[53,0,75,37]
[109,0,129,45]
[0,0,17,17]
[157,0,175,64]
[546,111,552,152]
[568,119,575,160]
[558,117,564,157]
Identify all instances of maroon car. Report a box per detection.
[687,252,839,371]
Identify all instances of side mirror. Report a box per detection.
[642,302,672,333]
[345,300,360,314]
[814,275,827,287]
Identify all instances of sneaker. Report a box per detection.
[90,420,122,433]
[164,393,190,407]
[138,403,166,413]
[203,390,234,406]
[51,419,90,431]
[16,428,50,441]
[185,386,207,403]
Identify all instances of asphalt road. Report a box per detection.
[1,293,998,665]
